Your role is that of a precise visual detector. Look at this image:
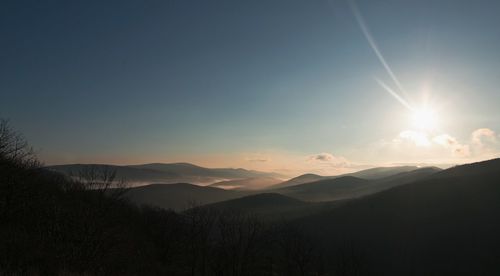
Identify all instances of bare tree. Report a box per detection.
[277,223,317,276]
[183,205,218,276]
[0,119,39,168]
[335,239,366,276]
[0,119,41,222]
[210,210,266,276]
[67,164,128,200]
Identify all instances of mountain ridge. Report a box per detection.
[46,162,281,186]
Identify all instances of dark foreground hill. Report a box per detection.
[294,158,500,275]
[203,193,309,217]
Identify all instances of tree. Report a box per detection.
[210,210,268,276]
[0,119,39,168]
[276,223,318,276]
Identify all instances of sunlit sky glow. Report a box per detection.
[1,0,500,176]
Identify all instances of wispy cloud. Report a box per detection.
[470,128,499,158]
[308,153,349,166]
[432,134,470,157]
[472,128,497,146]
[397,130,431,147]
[387,128,500,161]
[245,157,269,163]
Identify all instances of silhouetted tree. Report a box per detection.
[209,210,269,276]
[183,205,218,276]
[0,119,39,168]
[334,239,368,276]
[276,223,319,276]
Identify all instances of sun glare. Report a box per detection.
[412,108,437,130]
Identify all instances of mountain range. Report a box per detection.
[47,162,282,186]
[29,156,500,274]
[116,165,442,210]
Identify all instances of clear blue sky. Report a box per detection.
[1,0,499,174]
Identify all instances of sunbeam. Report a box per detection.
[374,77,413,110]
[349,0,414,108]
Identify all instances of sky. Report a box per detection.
[1,0,500,176]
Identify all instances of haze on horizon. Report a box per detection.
[1,0,500,176]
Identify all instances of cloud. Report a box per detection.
[381,130,474,160]
[432,134,458,147]
[432,134,470,157]
[308,153,350,166]
[470,128,499,159]
[398,130,431,147]
[302,152,360,175]
[391,128,500,159]
[472,128,497,146]
[309,153,335,162]
[246,158,268,162]
[245,155,269,162]
[452,146,471,157]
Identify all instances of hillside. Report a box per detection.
[345,165,419,179]
[271,173,327,188]
[272,166,422,189]
[205,193,307,214]
[277,176,370,201]
[272,167,440,202]
[123,183,245,210]
[295,158,500,275]
[209,177,282,190]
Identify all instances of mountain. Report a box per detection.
[209,177,282,190]
[277,176,369,202]
[46,163,280,186]
[123,183,246,211]
[271,173,327,188]
[272,166,421,189]
[346,165,419,179]
[273,167,441,202]
[203,193,309,217]
[343,166,442,199]
[128,163,282,179]
[294,158,500,275]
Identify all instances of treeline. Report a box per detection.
[0,119,366,276]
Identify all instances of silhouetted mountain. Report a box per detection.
[343,166,442,199]
[272,167,441,202]
[278,176,369,201]
[203,193,309,217]
[205,167,443,218]
[432,158,500,178]
[129,162,282,179]
[117,165,441,210]
[272,173,327,188]
[272,166,422,190]
[294,158,500,275]
[209,177,282,190]
[345,165,420,179]
[123,183,246,211]
[47,163,280,186]
[207,192,305,209]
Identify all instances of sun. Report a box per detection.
[412,108,438,130]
